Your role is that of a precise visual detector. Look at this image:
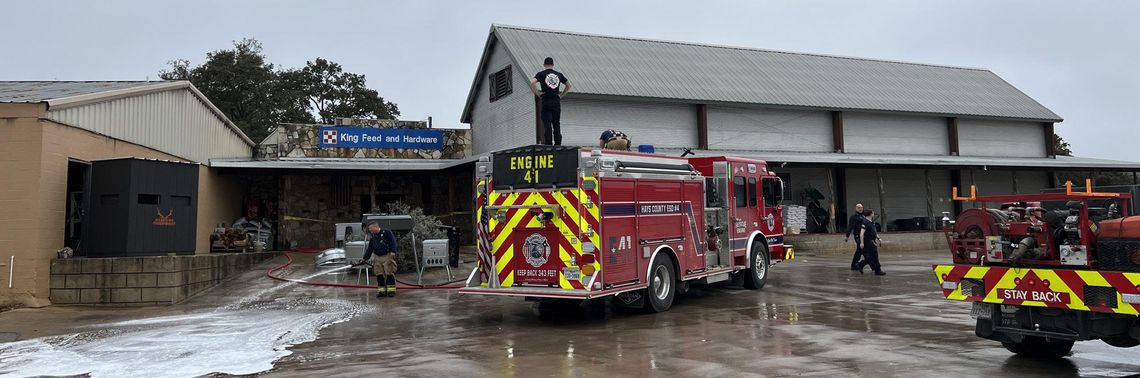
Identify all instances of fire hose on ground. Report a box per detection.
[267,248,465,290]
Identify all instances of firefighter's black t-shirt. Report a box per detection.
[534,69,568,102]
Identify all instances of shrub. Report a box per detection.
[376,202,447,272]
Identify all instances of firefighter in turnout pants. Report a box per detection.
[358,221,399,297]
[599,129,631,151]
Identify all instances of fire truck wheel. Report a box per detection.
[743,241,770,290]
[645,255,676,313]
[1001,336,1074,358]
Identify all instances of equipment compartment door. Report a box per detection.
[600,178,639,285]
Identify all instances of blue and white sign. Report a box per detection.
[319,127,445,150]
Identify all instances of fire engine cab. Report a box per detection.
[461,145,793,312]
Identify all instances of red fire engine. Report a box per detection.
[460,145,793,312]
[934,181,1140,358]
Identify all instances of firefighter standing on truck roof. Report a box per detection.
[599,129,631,151]
[531,57,572,146]
[357,221,399,298]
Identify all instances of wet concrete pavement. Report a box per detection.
[2,250,1138,377]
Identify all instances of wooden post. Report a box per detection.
[370,176,377,213]
[834,168,848,232]
[950,169,963,216]
[924,169,935,231]
[1012,170,1020,193]
[876,168,887,233]
[947,117,960,156]
[832,111,845,153]
[1044,122,1056,158]
[534,96,544,144]
[826,167,837,233]
[696,104,709,149]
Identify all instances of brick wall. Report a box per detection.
[49,252,277,305]
[0,113,244,308]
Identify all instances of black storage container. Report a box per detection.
[913,217,930,231]
[85,158,199,257]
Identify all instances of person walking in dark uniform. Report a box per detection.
[857,210,886,276]
[356,221,399,297]
[844,203,865,270]
[532,57,572,145]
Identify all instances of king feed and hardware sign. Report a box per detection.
[319,127,445,150]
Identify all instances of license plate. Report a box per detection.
[563,267,581,280]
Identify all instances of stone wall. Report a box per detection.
[48,252,277,306]
[786,231,949,255]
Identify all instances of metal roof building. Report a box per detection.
[0,81,254,163]
[461,25,1140,234]
[464,25,1061,124]
[0,81,255,307]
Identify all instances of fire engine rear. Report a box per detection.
[934,181,1140,358]
[461,145,793,312]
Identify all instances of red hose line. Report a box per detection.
[266,252,465,290]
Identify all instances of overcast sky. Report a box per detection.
[1,1,1136,160]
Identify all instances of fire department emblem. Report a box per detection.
[524,233,551,268]
[766,214,775,230]
[322,129,338,145]
[544,73,561,90]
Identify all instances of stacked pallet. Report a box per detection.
[782,205,807,234]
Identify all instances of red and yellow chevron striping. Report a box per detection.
[476,177,601,290]
[933,264,1140,316]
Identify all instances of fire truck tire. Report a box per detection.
[1001,336,1074,358]
[645,255,676,313]
[743,241,770,290]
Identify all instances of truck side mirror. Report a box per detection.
[776,178,786,202]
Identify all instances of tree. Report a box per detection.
[160,39,308,142]
[1054,133,1072,156]
[279,58,400,124]
[160,39,399,141]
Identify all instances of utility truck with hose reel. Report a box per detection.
[934,180,1140,358]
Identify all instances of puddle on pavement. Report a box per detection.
[0,266,370,378]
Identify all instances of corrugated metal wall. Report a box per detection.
[707,106,831,152]
[958,119,1045,157]
[1016,170,1050,192]
[559,98,697,148]
[846,168,950,225]
[844,112,948,155]
[46,89,251,163]
[968,170,1016,196]
[470,40,536,154]
[846,168,882,220]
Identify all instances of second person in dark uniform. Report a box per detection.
[857,210,886,276]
